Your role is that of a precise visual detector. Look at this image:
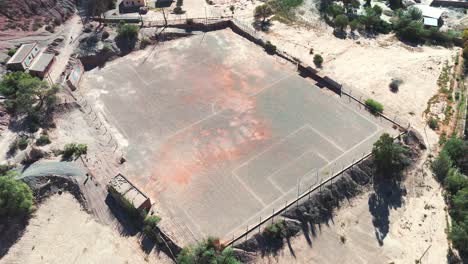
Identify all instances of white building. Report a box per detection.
[414,4,444,27]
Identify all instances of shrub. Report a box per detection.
[101,30,110,39]
[442,138,468,173]
[254,4,273,22]
[431,151,453,182]
[264,41,277,54]
[0,177,33,216]
[177,237,240,264]
[7,48,16,57]
[143,215,162,239]
[389,78,403,92]
[427,117,438,130]
[36,134,51,146]
[62,143,88,160]
[364,99,383,115]
[334,14,349,31]
[313,54,323,67]
[140,37,151,49]
[444,169,468,195]
[17,137,28,150]
[117,22,139,39]
[264,220,286,240]
[186,18,194,25]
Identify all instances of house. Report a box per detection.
[108,173,152,216]
[6,42,55,79]
[66,60,84,91]
[6,43,41,71]
[414,4,444,27]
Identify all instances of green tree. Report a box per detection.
[431,151,453,181]
[313,54,324,67]
[0,176,33,216]
[443,138,468,173]
[177,237,240,264]
[334,14,349,31]
[372,133,409,177]
[254,4,273,22]
[117,22,139,40]
[449,220,468,255]
[444,169,468,195]
[0,72,59,116]
[365,98,384,114]
[326,3,345,18]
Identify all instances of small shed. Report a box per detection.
[108,173,152,216]
[414,4,444,27]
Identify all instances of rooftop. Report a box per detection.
[29,52,54,73]
[109,174,149,209]
[7,43,36,64]
[415,4,444,19]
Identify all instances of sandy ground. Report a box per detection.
[0,193,171,264]
[252,151,449,264]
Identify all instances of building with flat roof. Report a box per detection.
[6,42,55,79]
[108,173,152,215]
[415,4,444,27]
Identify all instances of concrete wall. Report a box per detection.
[431,0,468,8]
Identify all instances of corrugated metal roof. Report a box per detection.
[415,4,444,19]
[6,43,36,64]
[29,52,54,72]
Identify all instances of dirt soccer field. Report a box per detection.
[80,29,398,243]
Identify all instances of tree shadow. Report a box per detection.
[368,177,406,246]
[104,194,140,237]
[0,214,29,258]
[252,20,272,32]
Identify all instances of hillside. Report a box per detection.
[0,0,75,32]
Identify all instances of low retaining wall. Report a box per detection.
[431,0,468,8]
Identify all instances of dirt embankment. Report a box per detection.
[0,0,75,33]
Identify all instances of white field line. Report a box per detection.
[306,125,346,153]
[223,126,383,239]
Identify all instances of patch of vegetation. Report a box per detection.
[264,220,287,241]
[61,143,88,160]
[0,72,59,131]
[0,176,33,216]
[17,136,28,150]
[7,48,16,57]
[392,7,456,46]
[364,98,383,115]
[427,117,439,130]
[438,61,451,93]
[254,4,274,29]
[431,137,468,260]
[313,54,323,67]
[117,21,139,40]
[36,134,51,146]
[143,215,162,240]
[372,133,410,178]
[177,237,241,264]
[268,0,303,21]
[389,78,403,93]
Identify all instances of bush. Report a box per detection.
[313,54,323,67]
[431,151,453,182]
[264,220,286,240]
[264,41,277,54]
[177,237,240,264]
[117,22,139,39]
[427,117,438,130]
[0,177,33,216]
[334,14,349,31]
[254,4,273,23]
[36,134,51,146]
[442,138,468,174]
[140,37,151,49]
[444,169,468,195]
[364,99,383,115]
[17,137,28,150]
[389,78,403,92]
[143,215,162,239]
[62,143,88,160]
[101,30,110,40]
[7,48,16,57]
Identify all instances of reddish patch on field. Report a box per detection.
[143,64,273,192]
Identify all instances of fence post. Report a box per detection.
[271,209,275,224]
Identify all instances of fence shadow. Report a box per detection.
[104,194,140,237]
